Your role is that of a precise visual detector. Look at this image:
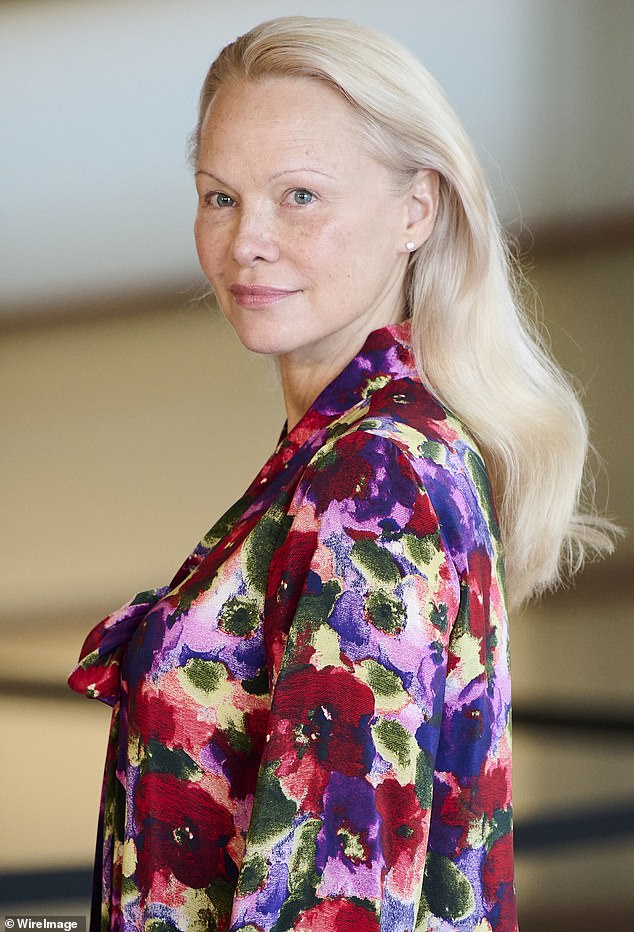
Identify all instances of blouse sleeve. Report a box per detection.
[229,429,467,931]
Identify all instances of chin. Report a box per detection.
[217,302,296,356]
[223,313,305,357]
[227,322,293,357]
[236,336,285,356]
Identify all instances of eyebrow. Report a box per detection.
[271,168,337,180]
[195,167,337,183]
[195,170,225,184]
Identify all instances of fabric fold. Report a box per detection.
[67,588,170,705]
[68,322,516,930]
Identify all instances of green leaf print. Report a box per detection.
[131,589,162,606]
[365,590,406,635]
[361,659,407,700]
[242,665,269,696]
[180,658,227,698]
[288,818,321,897]
[403,532,440,570]
[200,495,251,550]
[271,818,321,930]
[351,538,401,585]
[429,601,448,633]
[237,852,268,896]
[219,596,260,637]
[248,765,298,847]
[245,508,290,594]
[423,851,476,922]
[197,877,236,932]
[142,739,203,781]
[486,806,513,851]
[415,745,435,809]
[373,718,415,775]
[145,922,179,932]
[417,440,446,464]
[292,579,341,628]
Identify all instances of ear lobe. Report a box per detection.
[404,169,439,249]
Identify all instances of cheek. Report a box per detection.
[193,217,207,262]
[194,219,223,279]
[299,219,354,273]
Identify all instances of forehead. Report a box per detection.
[198,76,364,165]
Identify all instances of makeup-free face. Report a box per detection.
[194,77,430,366]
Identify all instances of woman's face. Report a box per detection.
[194,77,428,363]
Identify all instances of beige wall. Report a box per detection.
[1,305,284,622]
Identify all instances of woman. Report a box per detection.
[69,16,615,932]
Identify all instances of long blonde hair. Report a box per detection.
[191,16,617,608]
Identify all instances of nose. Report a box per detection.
[230,204,280,267]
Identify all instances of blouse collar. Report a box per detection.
[275,321,419,458]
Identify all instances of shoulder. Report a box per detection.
[368,378,500,543]
[297,422,431,526]
[299,379,501,570]
[304,377,488,510]
[361,376,485,476]
[283,417,462,635]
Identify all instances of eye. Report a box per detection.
[287,188,315,205]
[202,192,236,208]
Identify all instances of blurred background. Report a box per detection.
[1,0,633,928]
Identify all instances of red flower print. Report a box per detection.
[372,378,448,434]
[473,762,511,821]
[67,661,120,705]
[264,526,319,678]
[134,771,237,893]
[483,833,514,899]
[295,898,380,931]
[212,707,269,801]
[267,665,375,811]
[128,671,217,757]
[483,834,517,929]
[308,433,376,513]
[405,489,438,537]
[344,527,380,542]
[266,527,318,614]
[128,685,176,744]
[376,779,428,898]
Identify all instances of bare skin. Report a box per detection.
[194,76,438,429]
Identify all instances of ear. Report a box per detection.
[401,169,439,252]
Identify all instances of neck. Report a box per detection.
[279,314,404,431]
[280,353,346,432]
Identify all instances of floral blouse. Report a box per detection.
[69,323,517,931]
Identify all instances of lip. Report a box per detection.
[230,284,300,308]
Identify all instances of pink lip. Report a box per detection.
[230,284,299,308]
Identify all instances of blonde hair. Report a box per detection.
[191,16,617,608]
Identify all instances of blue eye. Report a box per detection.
[204,192,235,208]
[291,189,314,205]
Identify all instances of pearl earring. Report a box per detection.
[405,241,416,252]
